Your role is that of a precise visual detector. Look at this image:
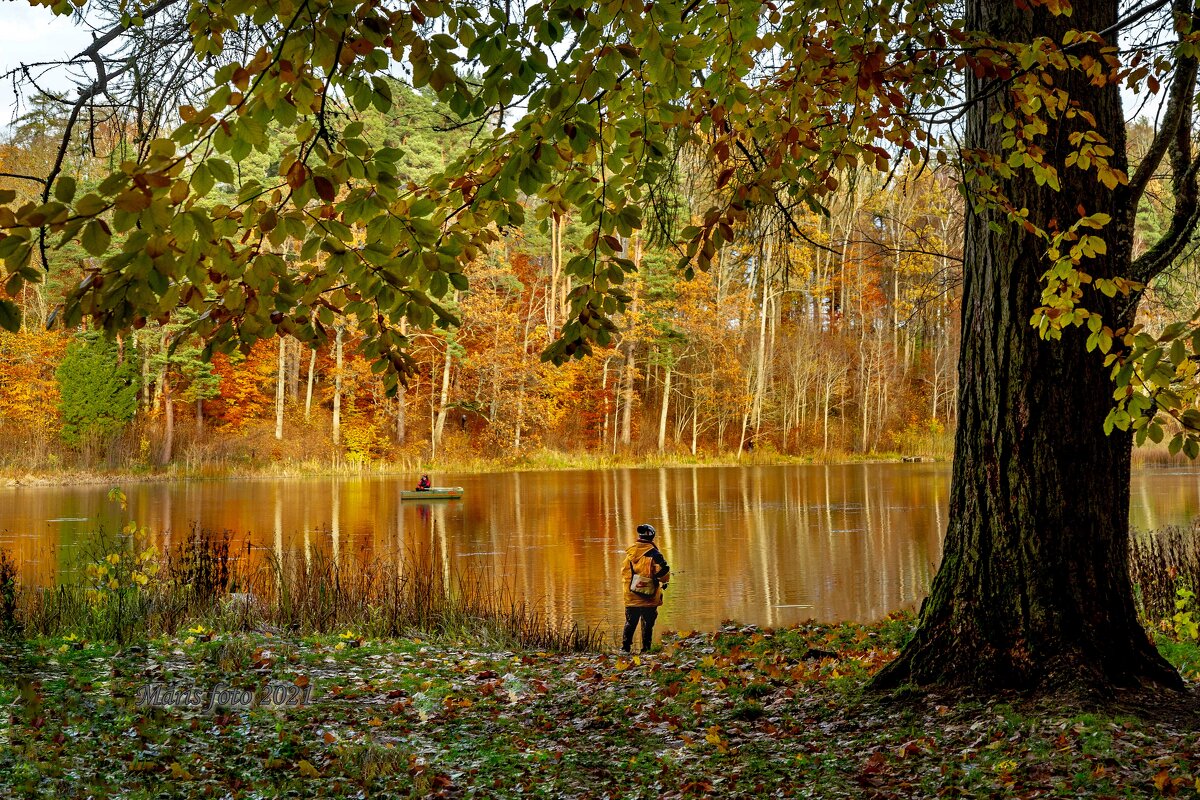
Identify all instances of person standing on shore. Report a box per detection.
[621,523,670,653]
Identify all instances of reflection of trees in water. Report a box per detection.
[9,466,1198,632]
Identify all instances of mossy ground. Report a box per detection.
[3,617,1199,798]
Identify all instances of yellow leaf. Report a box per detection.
[368,717,383,727]
[298,759,320,778]
[169,180,189,205]
[1153,769,1170,791]
[114,188,151,213]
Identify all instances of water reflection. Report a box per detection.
[2,464,1199,636]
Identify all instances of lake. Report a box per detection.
[2,463,1199,639]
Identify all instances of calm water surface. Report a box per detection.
[2,464,1199,637]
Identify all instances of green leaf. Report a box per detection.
[81,220,112,256]
[76,193,110,218]
[207,158,236,185]
[54,176,77,203]
[1148,423,1164,444]
[429,270,448,297]
[1159,321,1189,342]
[0,299,20,333]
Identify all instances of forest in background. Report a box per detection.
[0,82,1187,474]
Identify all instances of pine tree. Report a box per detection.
[55,332,140,446]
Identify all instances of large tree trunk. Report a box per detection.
[876,0,1180,694]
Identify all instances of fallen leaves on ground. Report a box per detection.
[2,616,1199,798]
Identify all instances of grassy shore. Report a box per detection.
[3,617,1200,799]
[6,444,1189,489]
[0,447,950,487]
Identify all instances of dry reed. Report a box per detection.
[8,529,603,651]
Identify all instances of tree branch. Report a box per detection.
[70,0,186,67]
[1124,0,1196,212]
[0,172,47,186]
[1129,0,1199,283]
[29,0,188,271]
[1131,156,1200,283]
[733,139,844,258]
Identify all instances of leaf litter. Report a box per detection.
[3,615,1200,798]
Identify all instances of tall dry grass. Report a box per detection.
[1130,521,1200,620]
[8,530,603,651]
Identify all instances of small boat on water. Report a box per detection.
[400,487,464,501]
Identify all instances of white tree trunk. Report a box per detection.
[304,348,316,421]
[657,362,672,454]
[332,327,343,447]
[433,337,453,452]
[600,356,610,450]
[275,337,285,440]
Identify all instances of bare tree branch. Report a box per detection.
[1124,0,1196,211]
[1129,0,1199,283]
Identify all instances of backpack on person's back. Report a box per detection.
[628,548,660,597]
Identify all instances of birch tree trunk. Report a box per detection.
[433,337,453,453]
[304,349,316,421]
[275,337,285,441]
[332,327,343,447]
[657,362,672,454]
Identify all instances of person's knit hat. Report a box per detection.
[636,523,656,541]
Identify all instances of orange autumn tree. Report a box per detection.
[0,327,67,440]
[207,343,276,428]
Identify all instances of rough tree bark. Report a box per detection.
[875,0,1191,694]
